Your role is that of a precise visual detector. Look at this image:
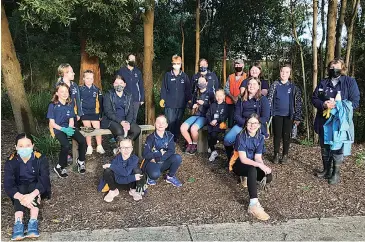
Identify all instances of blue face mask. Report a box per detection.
[17,148,33,159]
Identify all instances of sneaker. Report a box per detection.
[77,160,86,174]
[209,150,219,162]
[188,144,197,155]
[185,144,192,153]
[113,148,119,155]
[86,146,93,155]
[147,177,156,185]
[67,155,73,165]
[104,189,119,203]
[240,176,248,188]
[165,175,182,187]
[96,145,106,154]
[26,219,39,238]
[129,189,143,201]
[208,147,211,154]
[54,166,68,178]
[11,219,24,241]
[248,203,270,221]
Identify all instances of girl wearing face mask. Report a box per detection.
[4,133,51,240]
[312,58,360,184]
[180,76,215,154]
[240,63,270,96]
[160,55,192,142]
[267,64,303,164]
[101,75,141,151]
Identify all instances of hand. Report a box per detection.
[294,121,300,126]
[192,104,199,109]
[136,174,148,195]
[258,163,272,175]
[197,100,204,105]
[323,100,336,109]
[210,120,217,126]
[135,174,143,181]
[102,164,111,169]
[77,115,80,121]
[150,159,156,163]
[20,194,36,209]
[232,96,238,103]
[61,127,75,136]
[160,149,166,156]
[140,102,144,105]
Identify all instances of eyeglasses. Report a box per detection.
[247,122,260,125]
[119,147,133,151]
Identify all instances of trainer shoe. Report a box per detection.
[26,219,39,238]
[165,175,182,187]
[209,150,219,162]
[147,177,156,185]
[54,166,68,178]
[77,160,86,174]
[240,176,248,188]
[96,145,105,154]
[189,144,197,155]
[11,218,24,241]
[129,189,143,201]
[104,189,119,202]
[86,146,93,155]
[248,203,270,221]
[185,144,192,153]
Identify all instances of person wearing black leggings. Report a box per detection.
[229,113,272,221]
[267,64,303,164]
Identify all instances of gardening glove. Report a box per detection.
[219,122,227,130]
[61,127,75,136]
[136,174,148,196]
[159,99,165,108]
[229,150,239,172]
[322,108,331,119]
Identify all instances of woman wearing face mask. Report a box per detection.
[312,58,360,184]
[4,133,51,240]
[101,75,141,149]
[180,76,215,154]
[240,63,270,96]
[160,55,192,142]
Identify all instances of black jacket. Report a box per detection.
[206,102,228,132]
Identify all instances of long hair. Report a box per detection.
[51,83,71,104]
[57,63,71,82]
[327,58,347,75]
[248,62,263,79]
[241,77,262,102]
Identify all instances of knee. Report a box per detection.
[147,170,161,180]
[190,125,199,133]
[171,154,182,165]
[180,124,188,132]
[103,168,113,176]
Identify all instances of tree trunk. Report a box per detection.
[319,0,326,78]
[79,38,101,88]
[195,0,200,73]
[143,0,155,125]
[335,0,347,58]
[325,0,338,66]
[345,0,360,69]
[222,40,227,86]
[1,5,36,134]
[312,0,319,143]
[181,20,185,72]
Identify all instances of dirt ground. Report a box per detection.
[1,120,365,238]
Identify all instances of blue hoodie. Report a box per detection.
[109,154,139,184]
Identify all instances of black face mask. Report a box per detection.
[329,68,341,78]
[235,67,243,73]
[128,61,135,67]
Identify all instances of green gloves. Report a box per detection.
[61,127,75,136]
[136,174,148,195]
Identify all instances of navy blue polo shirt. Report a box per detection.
[273,81,291,116]
[240,79,269,90]
[18,154,36,184]
[80,85,98,115]
[239,98,260,118]
[115,92,127,121]
[47,102,75,134]
[236,132,264,160]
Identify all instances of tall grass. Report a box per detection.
[32,126,60,163]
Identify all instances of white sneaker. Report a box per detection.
[86,146,93,155]
[96,145,105,154]
[129,189,142,201]
[209,150,219,162]
[113,148,119,155]
[208,148,211,153]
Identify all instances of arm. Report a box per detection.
[234,99,246,127]
[142,135,162,161]
[98,90,103,118]
[3,161,20,199]
[238,151,260,167]
[206,106,213,123]
[68,104,76,127]
[348,77,360,109]
[160,73,167,101]
[34,155,50,196]
[110,156,138,177]
[224,78,232,98]
[184,74,192,104]
[312,83,325,112]
[49,119,63,131]
[103,92,123,123]
[267,82,276,110]
[261,80,269,96]
[259,97,270,124]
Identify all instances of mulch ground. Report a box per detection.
[2,120,365,238]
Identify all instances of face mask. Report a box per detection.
[329,68,341,78]
[173,64,181,71]
[17,148,33,159]
[128,61,135,67]
[199,67,208,73]
[235,67,243,72]
[114,85,124,92]
[198,82,207,89]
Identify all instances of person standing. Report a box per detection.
[191,58,220,94]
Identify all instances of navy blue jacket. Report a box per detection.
[143,131,175,163]
[160,70,192,109]
[189,89,215,117]
[101,89,133,128]
[117,67,145,102]
[191,70,221,94]
[110,154,139,184]
[268,80,303,121]
[4,152,51,199]
[78,84,103,117]
[206,102,228,132]
[312,75,360,134]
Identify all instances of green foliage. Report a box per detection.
[1,90,13,120]
[300,139,314,147]
[355,151,365,167]
[28,92,53,123]
[32,128,60,162]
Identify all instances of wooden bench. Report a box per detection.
[197,127,230,153]
[72,125,155,163]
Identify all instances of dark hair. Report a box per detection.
[83,70,94,77]
[15,133,34,146]
[52,83,71,104]
[241,77,262,102]
[280,63,292,80]
[248,62,263,79]
[327,58,347,75]
[114,74,126,83]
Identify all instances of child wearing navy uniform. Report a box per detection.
[240,63,270,96]
[4,133,51,240]
[181,76,215,154]
[267,64,303,164]
[47,83,87,177]
[142,115,183,187]
[78,70,105,155]
[206,89,228,162]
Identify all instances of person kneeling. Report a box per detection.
[229,113,272,221]
[142,115,183,187]
[100,138,144,202]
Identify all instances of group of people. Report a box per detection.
[4,54,360,240]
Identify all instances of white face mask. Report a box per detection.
[173,64,181,71]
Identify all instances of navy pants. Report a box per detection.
[165,108,185,142]
[131,102,141,124]
[55,129,86,168]
[144,154,182,180]
[272,116,293,155]
[103,168,142,190]
[227,104,235,128]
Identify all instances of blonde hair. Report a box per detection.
[171,55,182,63]
[327,58,347,75]
[215,89,225,97]
[241,77,262,102]
[57,63,71,81]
